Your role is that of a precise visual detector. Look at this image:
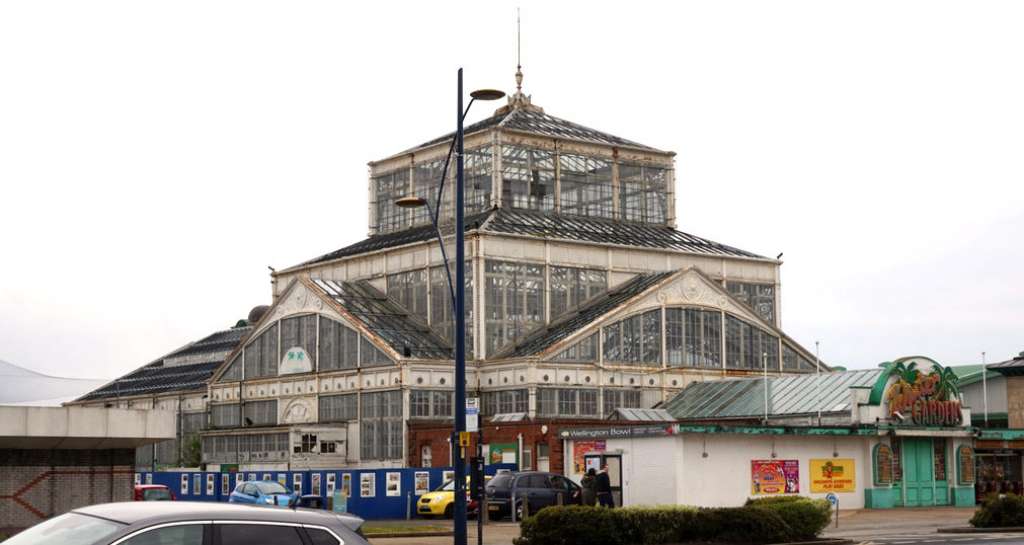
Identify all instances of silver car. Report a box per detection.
[1,501,368,545]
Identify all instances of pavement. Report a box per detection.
[369,521,520,545]
[823,507,1024,545]
[367,508,1024,545]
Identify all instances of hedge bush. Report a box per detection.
[515,503,804,545]
[971,494,1024,528]
[746,496,832,539]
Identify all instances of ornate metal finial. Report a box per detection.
[495,8,543,115]
[516,7,523,94]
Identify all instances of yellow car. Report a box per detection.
[417,476,489,518]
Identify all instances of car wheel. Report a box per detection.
[444,504,454,518]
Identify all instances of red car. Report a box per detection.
[133,484,175,501]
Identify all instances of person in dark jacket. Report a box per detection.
[580,468,597,506]
[595,465,614,508]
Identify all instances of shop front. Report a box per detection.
[560,356,976,510]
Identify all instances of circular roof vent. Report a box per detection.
[248,305,270,324]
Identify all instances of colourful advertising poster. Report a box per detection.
[573,440,607,473]
[751,460,799,495]
[489,443,517,465]
[810,458,856,493]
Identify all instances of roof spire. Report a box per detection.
[499,7,542,115]
[515,7,523,94]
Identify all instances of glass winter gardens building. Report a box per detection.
[70,86,824,470]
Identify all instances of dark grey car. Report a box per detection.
[1,501,368,545]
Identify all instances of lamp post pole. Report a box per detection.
[453,67,468,545]
[394,71,503,545]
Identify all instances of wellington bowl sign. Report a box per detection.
[883,357,963,426]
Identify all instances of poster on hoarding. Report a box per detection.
[414,471,430,495]
[573,440,607,473]
[751,460,800,495]
[810,458,856,493]
[386,472,401,497]
[341,473,352,498]
[360,473,376,498]
[443,470,455,485]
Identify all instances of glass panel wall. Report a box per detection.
[727,281,776,324]
[485,260,545,355]
[360,390,402,460]
[602,310,661,366]
[502,146,555,212]
[387,269,428,323]
[665,308,721,368]
[558,154,614,219]
[550,267,607,318]
[619,164,667,223]
[373,170,409,234]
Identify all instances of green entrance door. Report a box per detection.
[902,438,950,506]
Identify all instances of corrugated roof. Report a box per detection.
[486,209,763,258]
[298,210,492,268]
[415,107,662,153]
[948,364,1001,387]
[294,209,762,270]
[311,279,452,360]
[664,369,885,420]
[495,272,674,359]
[988,352,1024,374]
[607,408,675,422]
[77,326,252,401]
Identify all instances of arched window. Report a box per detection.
[602,309,661,366]
[873,443,894,486]
[957,445,975,485]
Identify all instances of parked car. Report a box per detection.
[132,484,174,501]
[228,479,299,507]
[485,471,581,519]
[0,501,367,545]
[417,476,489,518]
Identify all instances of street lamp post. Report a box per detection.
[396,68,504,545]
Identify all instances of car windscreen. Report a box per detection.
[2,512,126,545]
[143,488,172,500]
[255,481,289,495]
[488,473,513,489]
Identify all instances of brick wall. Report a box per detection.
[407,419,647,474]
[1007,376,1024,429]
[0,449,134,532]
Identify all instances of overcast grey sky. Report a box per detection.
[1,1,1021,379]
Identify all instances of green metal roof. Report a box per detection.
[947,364,1001,387]
[665,369,885,420]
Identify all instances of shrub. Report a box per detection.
[515,504,792,545]
[971,494,1024,528]
[746,496,832,539]
[695,507,791,544]
[516,506,626,545]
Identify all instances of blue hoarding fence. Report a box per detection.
[137,463,516,520]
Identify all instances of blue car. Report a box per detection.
[228,479,299,506]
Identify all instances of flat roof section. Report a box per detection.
[0,406,176,449]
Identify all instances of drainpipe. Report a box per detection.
[517,433,524,470]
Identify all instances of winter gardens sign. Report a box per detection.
[882,358,963,427]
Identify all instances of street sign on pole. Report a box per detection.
[466,397,480,433]
[825,493,839,528]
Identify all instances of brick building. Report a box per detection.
[0,405,174,530]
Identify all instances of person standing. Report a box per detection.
[581,468,597,506]
[595,465,615,508]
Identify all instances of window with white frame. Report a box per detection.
[665,308,722,368]
[602,310,661,366]
[619,163,667,223]
[387,269,429,323]
[558,154,614,219]
[374,170,410,233]
[502,146,555,212]
[318,393,357,422]
[485,260,545,355]
[549,267,607,318]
